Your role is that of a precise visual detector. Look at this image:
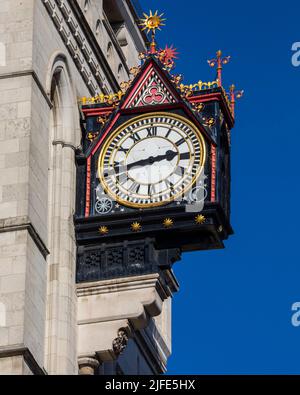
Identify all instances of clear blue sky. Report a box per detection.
[140,0,300,374]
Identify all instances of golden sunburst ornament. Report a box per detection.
[99,226,109,235]
[131,222,142,232]
[163,218,174,228]
[195,214,206,225]
[139,10,166,34]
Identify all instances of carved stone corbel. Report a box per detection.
[112,328,129,357]
[77,269,179,364]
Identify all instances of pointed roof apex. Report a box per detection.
[121,57,179,110]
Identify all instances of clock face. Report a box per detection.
[98,113,206,208]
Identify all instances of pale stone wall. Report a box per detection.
[24,234,47,368]
[154,297,172,354]
[0,0,34,75]
[0,76,31,222]
[0,230,27,348]
[0,229,46,372]
[0,356,24,375]
[0,0,37,375]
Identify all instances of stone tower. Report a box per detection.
[0,0,175,375]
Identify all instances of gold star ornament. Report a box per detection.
[131,222,142,232]
[99,226,109,235]
[195,214,206,225]
[163,218,174,228]
[139,10,166,34]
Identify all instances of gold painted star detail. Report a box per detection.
[195,214,206,225]
[99,226,109,235]
[163,218,174,228]
[131,222,142,232]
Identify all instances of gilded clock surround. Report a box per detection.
[98,112,207,209]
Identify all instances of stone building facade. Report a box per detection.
[0,0,176,375]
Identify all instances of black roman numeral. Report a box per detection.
[165,128,173,139]
[102,167,111,177]
[118,176,128,186]
[179,152,190,160]
[130,132,141,143]
[128,181,141,194]
[147,126,157,137]
[174,166,185,176]
[118,146,129,154]
[113,161,126,175]
[148,184,156,196]
[165,179,174,190]
[175,138,186,147]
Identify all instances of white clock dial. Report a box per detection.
[98,113,206,208]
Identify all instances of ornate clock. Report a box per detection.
[98,113,206,208]
[75,54,236,283]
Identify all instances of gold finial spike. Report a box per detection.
[228,84,243,118]
[207,50,231,87]
[163,218,174,228]
[216,50,222,58]
[131,222,142,232]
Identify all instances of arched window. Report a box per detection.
[107,42,115,70]
[117,64,125,82]
[107,42,112,59]
[84,0,90,12]
[96,19,102,35]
